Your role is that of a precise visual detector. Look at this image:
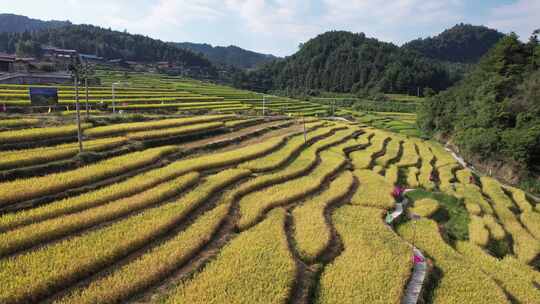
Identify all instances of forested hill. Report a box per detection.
[174,42,277,69]
[237,31,463,95]
[418,32,540,186]
[0,24,216,72]
[0,14,69,33]
[403,24,505,63]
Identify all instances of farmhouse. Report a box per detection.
[13,57,37,73]
[43,47,78,59]
[0,54,15,73]
[157,61,174,69]
[80,54,104,62]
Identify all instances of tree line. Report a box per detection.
[0,24,216,73]
[418,31,540,189]
[232,28,503,97]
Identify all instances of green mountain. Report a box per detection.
[418,32,540,185]
[0,14,70,33]
[237,25,507,96]
[237,31,463,95]
[173,42,278,69]
[403,24,505,63]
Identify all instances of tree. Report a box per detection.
[424,87,436,97]
[418,34,540,169]
[15,39,42,57]
[403,24,505,63]
[530,29,540,68]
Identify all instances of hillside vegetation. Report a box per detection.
[174,42,278,69]
[0,14,277,73]
[418,32,540,186]
[234,25,506,99]
[403,24,505,63]
[0,24,215,73]
[0,14,69,33]
[239,31,463,95]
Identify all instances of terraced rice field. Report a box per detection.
[0,71,329,117]
[0,114,538,304]
[339,109,420,136]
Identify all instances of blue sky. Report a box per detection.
[2,0,539,56]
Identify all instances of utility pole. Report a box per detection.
[112,82,117,114]
[72,68,84,153]
[84,60,90,119]
[262,95,266,117]
[84,61,90,119]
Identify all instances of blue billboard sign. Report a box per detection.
[29,87,59,105]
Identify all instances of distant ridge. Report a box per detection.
[0,14,70,33]
[0,13,278,70]
[0,22,217,78]
[240,24,507,94]
[173,42,279,70]
[403,24,505,63]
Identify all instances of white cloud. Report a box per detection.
[105,0,225,35]
[487,0,540,40]
[147,0,224,26]
[5,0,538,55]
[223,0,320,39]
[320,0,465,43]
[214,0,467,52]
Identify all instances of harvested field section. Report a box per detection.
[384,165,400,185]
[397,140,419,168]
[415,140,436,190]
[482,214,507,241]
[0,169,249,304]
[0,137,128,170]
[459,184,494,215]
[0,113,537,303]
[238,149,347,230]
[407,167,420,188]
[0,173,199,257]
[0,123,92,145]
[239,125,343,172]
[410,198,440,217]
[350,130,389,169]
[456,241,540,303]
[84,115,233,137]
[292,171,355,262]
[469,215,490,246]
[126,121,224,140]
[482,177,540,264]
[164,209,295,304]
[397,219,510,304]
[0,133,286,230]
[351,169,395,209]
[374,135,401,167]
[54,202,231,304]
[0,145,179,208]
[317,206,411,304]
